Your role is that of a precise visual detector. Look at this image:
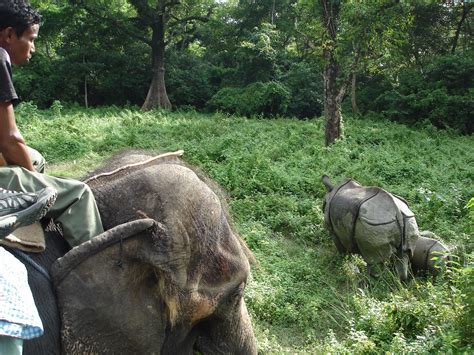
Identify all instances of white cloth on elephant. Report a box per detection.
[0,246,43,339]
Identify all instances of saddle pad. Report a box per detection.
[0,223,46,253]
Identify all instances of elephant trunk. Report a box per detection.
[196,300,257,354]
[236,300,258,354]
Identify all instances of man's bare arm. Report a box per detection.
[0,101,35,171]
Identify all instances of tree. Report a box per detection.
[72,0,214,110]
[294,0,413,145]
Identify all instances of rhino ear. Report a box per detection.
[322,175,333,191]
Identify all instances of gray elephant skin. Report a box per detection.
[19,151,257,354]
[322,175,419,280]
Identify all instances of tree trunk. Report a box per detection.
[83,56,88,109]
[271,0,276,25]
[351,71,358,114]
[84,77,88,109]
[321,0,342,146]
[324,55,342,146]
[142,20,171,111]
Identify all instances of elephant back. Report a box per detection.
[5,221,70,355]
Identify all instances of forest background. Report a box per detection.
[13,0,474,353]
[18,0,472,134]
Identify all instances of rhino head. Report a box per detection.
[411,231,450,276]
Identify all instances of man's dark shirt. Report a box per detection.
[0,48,18,103]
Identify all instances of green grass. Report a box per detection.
[17,104,473,353]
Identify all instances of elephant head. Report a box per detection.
[52,218,256,354]
[73,152,257,354]
[321,175,419,281]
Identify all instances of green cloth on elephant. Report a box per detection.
[0,336,22,355]
[0,165,103,247]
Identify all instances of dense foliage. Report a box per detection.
[13,0,471,133]
[359,53,474,134]
[17,106,474,352]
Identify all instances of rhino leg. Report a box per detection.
[394,253,410,281]
[367,263,383,278]
[331,234,346,254]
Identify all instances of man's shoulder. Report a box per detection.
[0,48,9,64]
[0,47,18,103]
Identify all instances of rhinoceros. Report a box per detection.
[322,175,420,281]
[411,230,450,276]
[10,151,257,354]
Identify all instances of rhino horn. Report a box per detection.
[322,175,334,191]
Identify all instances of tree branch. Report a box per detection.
[72,1,151,46]
[337,48,360,104]
[295,28,319,50]
[451,2,473,54]
[170,14,211,24]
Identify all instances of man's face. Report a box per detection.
[8,24,39,65]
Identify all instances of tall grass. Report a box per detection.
[17,104,473,352]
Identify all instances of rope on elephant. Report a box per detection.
[84,150,185,185]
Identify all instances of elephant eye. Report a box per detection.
[230,282,245,300]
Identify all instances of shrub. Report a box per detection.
[13,54,65,108]
[279,61,324,118]
[369,53,474,134]
[166,50,218,109]
[208,81,290,117]
[207,86,243,114]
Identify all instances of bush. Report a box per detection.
[166,50,218,109]
[13,54,66,108]
[279,61,324,118]
[369,53,474,134]
[208,81,290,117]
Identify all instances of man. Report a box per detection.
[0,0,104,247]
[0,1,104,352]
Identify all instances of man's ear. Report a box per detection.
[1,27,16,43]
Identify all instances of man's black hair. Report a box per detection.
[0,0,41,36]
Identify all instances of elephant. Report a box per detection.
[321,175,419,281]
[12,150,257,354]
[411,230,450,276]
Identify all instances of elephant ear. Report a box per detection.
[52,218,158,282]
[51,218,180,354]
